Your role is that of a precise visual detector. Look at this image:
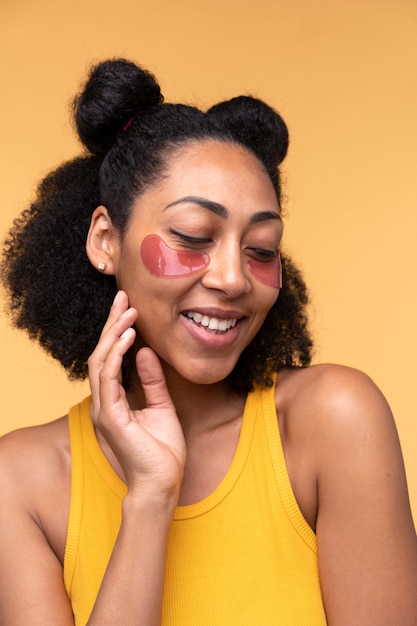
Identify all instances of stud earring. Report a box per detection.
[98,262,106,271]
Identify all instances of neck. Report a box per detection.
[126,362,245,438]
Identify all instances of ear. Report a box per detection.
[86,205,120,275]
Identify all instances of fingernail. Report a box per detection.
[121,327,134,339]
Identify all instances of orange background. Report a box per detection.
[1,0,416,520]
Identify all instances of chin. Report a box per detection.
[188,373,229,386]
[167,359,237,386]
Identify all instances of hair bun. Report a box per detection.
[73,58,163,155]
[207,96,289,167]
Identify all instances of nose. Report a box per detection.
[200,242,251,298]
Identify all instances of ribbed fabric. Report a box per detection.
[64,388,327,625]
[64,397,127,625]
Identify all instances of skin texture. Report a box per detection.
[140,233,282,287]
[97,142,283,387]
[140,234,210,277]
[0,141,416,625]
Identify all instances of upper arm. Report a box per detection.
[0,430,74,625]
[313,367,417,625]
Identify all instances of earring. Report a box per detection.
[98,262,106,271]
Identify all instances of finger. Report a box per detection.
[96,326,137,419]
[89,292,137,413]
[98,290,129,337]
[89,311,136,410]
[91,305,137,373]
[136,347,175,410]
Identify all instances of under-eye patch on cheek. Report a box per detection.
[140,234,210,277]
[247,253,282,289]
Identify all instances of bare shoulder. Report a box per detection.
[277,361,390,406]
[0,417,71,560]
[0,418,74,623]
[276,364,417,625]
[276,363,396,443]
[273,363,397,531]
[275,363,406,509]
[0,416,71,488]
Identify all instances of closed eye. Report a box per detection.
[248,247,278,261]
[169,228,211,245]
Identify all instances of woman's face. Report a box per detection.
[114,140,283,385]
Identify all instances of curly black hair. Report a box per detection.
[1,58,313,393]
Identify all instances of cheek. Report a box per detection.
[140,234,210,277]
[140,234,282,289]
[247,253,282,289]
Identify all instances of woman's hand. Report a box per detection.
[88,290,186,502]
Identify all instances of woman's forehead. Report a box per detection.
[151,140,278,204]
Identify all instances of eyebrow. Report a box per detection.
[164,195,281,224]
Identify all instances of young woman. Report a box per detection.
[0,58,416,625]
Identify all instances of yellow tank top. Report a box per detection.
[64,386,327,625]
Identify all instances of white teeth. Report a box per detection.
[185,311,238,333]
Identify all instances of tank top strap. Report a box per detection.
[256,378,317,550]
[64,397,88,596]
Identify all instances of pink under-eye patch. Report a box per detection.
[141,234,282,289]
[140,234,210,277]
[247,253,282,289]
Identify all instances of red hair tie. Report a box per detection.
[122,117,134,131]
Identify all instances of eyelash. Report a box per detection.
[169,228,278,259]
[169,228,211,245]
[249,248,278,260]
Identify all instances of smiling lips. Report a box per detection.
[141,233,276,336]
[184,311,238,334]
